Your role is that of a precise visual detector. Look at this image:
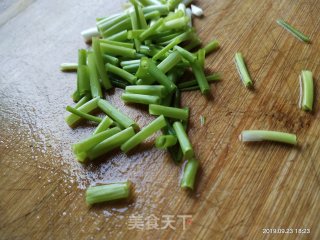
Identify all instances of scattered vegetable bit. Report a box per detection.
[98,99,139,130]
[200,115,205,126]
[276,19,311,43]
[83,127,136,162]
[149,104,189,121]
[93,116,114,135]
[121,93,161,105]
[73,127,121,155]
[81,27,100,43]
[234,52,253,88]
[65,97,100,128]
[299,70,314,111]
[86,181,131,205]
[181,158,199,190]
[121,115,167,153]
[155,135,178,149]
[239,130,297,145]
[60,63,77,72]
[66,106,102,123]
[173,121,194,158]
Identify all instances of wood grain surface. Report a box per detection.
[0,0,320,239]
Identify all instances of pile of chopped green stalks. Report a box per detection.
[62,0,221,203]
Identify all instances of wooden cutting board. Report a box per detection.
[0,0,319,239]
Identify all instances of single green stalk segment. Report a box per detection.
[129,10,141,51]
[181,158,199,190]
[66,106,102,123]
[103,54,119,66]
[121,115,167,153]
[234,52,253,88]
[74,95,90,109]
[200,115,205,126]
[173,121,194,159]
[139,57,177,93]
[77,65,91,97]
[93,116,114,135]
[86,181,131,205]
[98,99,139,130]
[139,18,164,42]
[178,73,221,89]
[82,127,136,162]
[240,130,297,145]
[197,48,206,69]
[174,45,196,63]
[149,104,189,121]
[299,70,314,111]
[123,64,140,73]
[99,39,134,49]
[100,43,137,58]
[92,37,112,90]
[125,85,168,97]
[152,38,181,61]
[106,30,128,42]
[155,135,177,149]
[105,63,137,84]
[60,63,77,72]
[276,19,311,43]
[190,60,210,94]
[203,39,220,55]
[87,53,103,98]
[121,93,161,105]
[73,127,121,154]
[65,97,100,128]
[157,51,182,74]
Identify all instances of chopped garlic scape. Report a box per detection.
[299,70,314,111]
[240,130,297,145]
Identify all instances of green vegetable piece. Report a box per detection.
[173,121,194,159]
[87,53,103,98]
[181,158,199,190]
[93,116,114,135]
[86,181,131,205]
[65,97,100,128]
[98,99,139,130]
[121,115,167,153]
[155,135,177,149]
[234,52,253,88]
[121,93,160,105]
[149,104,189,121]
[277,19,311,43]
[299,70,314,111]
[240,130,297,145]
[73,127,121,154]
[92,37,112,90]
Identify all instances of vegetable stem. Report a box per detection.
[173,121,194,158]
[277,19,311,43]
[181,158,199,190]
[98,99,139,130]
[234,52,253,88]
[86,181,131,205]
[240,130,297,145]
[66,106,102,123]
[299,70,314,111]
[121,115,167,153]
[149,104,189,121]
